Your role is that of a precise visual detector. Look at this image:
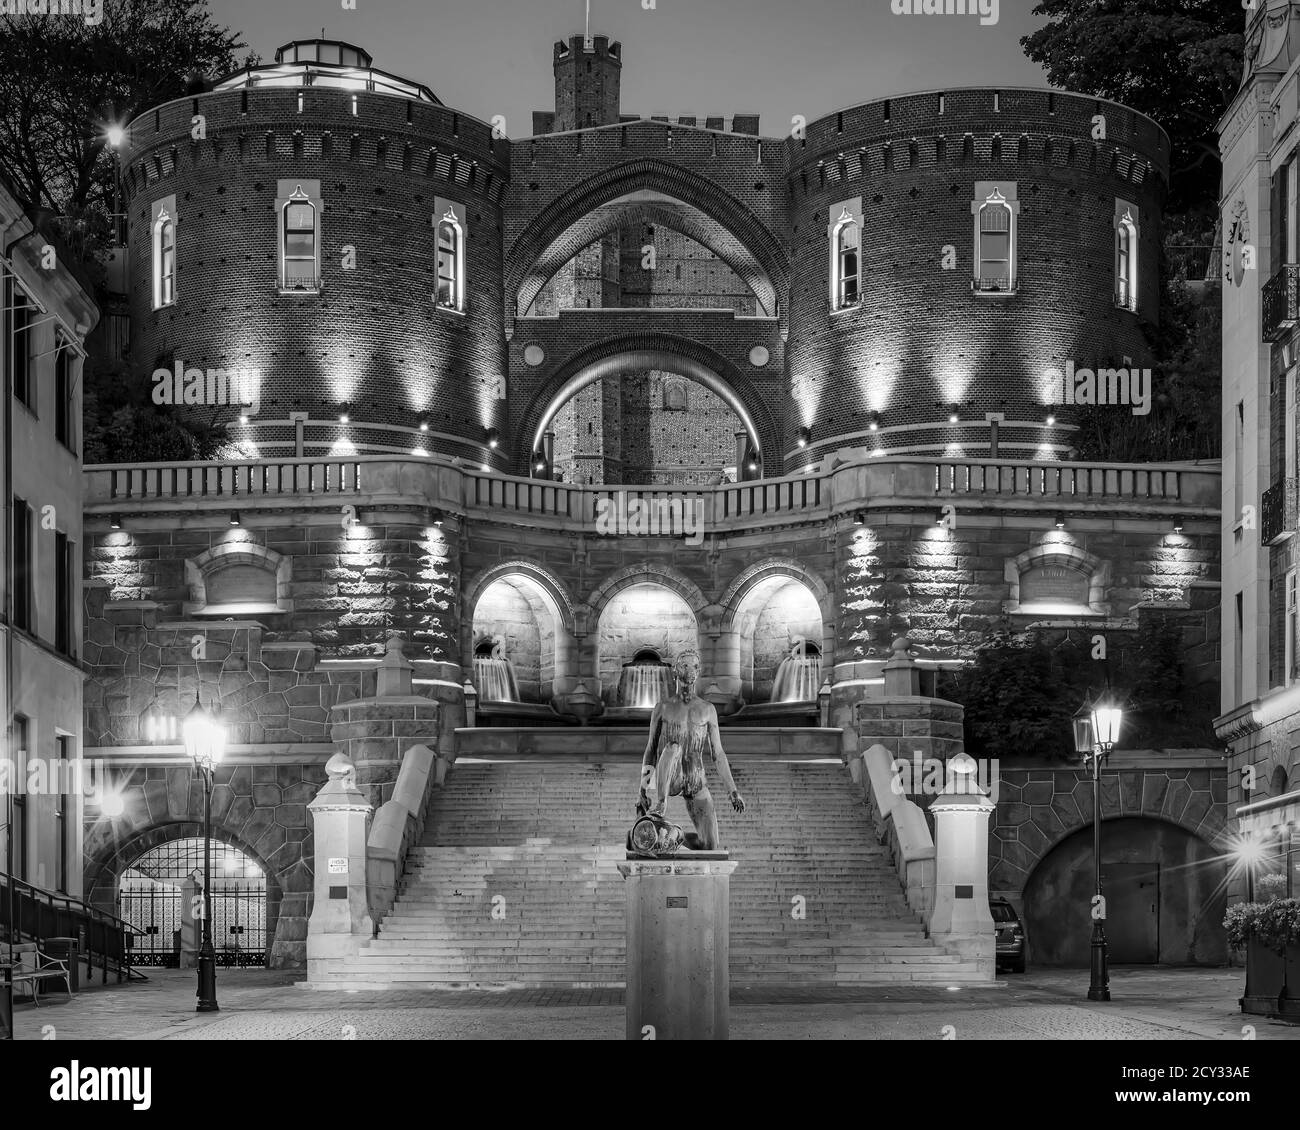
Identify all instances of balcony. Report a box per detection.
[1262,264,1300,343]
[1262,477,1299,545]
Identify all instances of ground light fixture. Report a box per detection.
[338,403,350,423]
[183,693,227,1014]
[854,511,867,526]
[1172,515,1184,534]
[796,427,811,448]
[1072,695,1124,1003]
[1055,512,1066,529]
[868,412,880,431]
[485,427,500,449]
[1046,412,1056,426]
[110,513,122,529]
[229,511,241,526]
[948,405,960,424]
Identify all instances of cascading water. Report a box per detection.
[473,649,520,703]
[618,649,674,708]
[771,645,822,703]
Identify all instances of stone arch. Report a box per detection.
[586,562,710,622]
[185,541,292,616]
[1003,541,1111,617]
[462,560,578,703]
[719,558,835,633]
[505,158,789,326]
[85,818,289,964]
[518,194,778,317]
[519,334,776,474]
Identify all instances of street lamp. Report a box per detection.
[105,123,125,245]
[1072,696,1123,1002]
[183,694,226,1013]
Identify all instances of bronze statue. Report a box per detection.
[629,650,746,855]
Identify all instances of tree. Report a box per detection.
[1021,0,1244,217]
[0,0,250,236]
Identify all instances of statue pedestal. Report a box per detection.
[618,854,735,1040]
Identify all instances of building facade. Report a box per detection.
[76,32,1226,973]
[2,176,98,904]
[1217,1,1300,905]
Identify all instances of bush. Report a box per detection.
[1224,899,1300,955]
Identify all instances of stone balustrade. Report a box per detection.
[85,453,1221,529]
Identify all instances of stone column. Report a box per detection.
[305,752,373,981]
[618,856,736,1040]
[927,753,996,978]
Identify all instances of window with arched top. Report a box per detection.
[434,196,467,312]
[975,192,1014,291]
[282,187,318,290]
[827,198,864,312]
[1114,200,1139,311]
[151,196,178,309]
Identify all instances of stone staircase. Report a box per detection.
[312,732,981,988]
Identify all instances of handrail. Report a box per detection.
[1,871,139,936]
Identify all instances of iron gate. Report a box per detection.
[117,838,268,967]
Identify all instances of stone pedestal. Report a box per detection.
[927,753,996,978]
[618,855,736,1040]
[306,753,374,982]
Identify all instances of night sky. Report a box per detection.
[207,0,1050,136]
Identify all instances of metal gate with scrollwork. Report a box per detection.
[117,838,267,967]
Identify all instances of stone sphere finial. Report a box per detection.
[948,752,977,778]
[325,752,355,781]
[891,635,913,659]
[384,633,405,657]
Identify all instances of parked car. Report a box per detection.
[991,898,1026,973]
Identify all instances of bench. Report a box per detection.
[11,945,72,1006]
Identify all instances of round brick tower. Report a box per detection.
[782,89,1170,466]
[119,39,510,465]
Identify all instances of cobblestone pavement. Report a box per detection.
[9,967,1299,1041]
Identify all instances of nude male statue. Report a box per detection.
[636,650,746,851]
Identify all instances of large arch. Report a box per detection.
[518,193,778,317]
[521,336,772,473]
[505,158,790,328]
[586,562,710,622]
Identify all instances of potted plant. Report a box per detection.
[1227,895,1300,1017]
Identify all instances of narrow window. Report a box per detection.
[12,717,28,881]
[55,734,71,891]
[55,341,74,450]
[12,495,32,631]
[1235,400,1245,517]
[153,210,176,308]
[282,189,318,289]
[1115,210,1138,310]
[975,193,1014,291]
[11,287,34,407]
[55,529,71,655]
[1287,569,1298,684]
[836,217,860,308]
[436,211,464,311]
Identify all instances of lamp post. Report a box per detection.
[1072,697,1123,1002]
[182,694,226,1013]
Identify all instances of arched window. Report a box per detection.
[282,187,318,289]
[975,190,1014,292]
[152,207,176,309]
[829,206,861,311]
[1115,202,1139,311]
[436,209,465,311]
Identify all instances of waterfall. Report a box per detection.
[771,654,822,703]
[473,656,520,703]
[618,662,673,708]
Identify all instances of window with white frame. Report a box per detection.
[434,196,467,312]
[151,195,177,309]
[1114,199,1139,311]
[276,180,322,291]
[826,198,864,312]
[971,182,1018,294]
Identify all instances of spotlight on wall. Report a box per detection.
[1054,512,1066,529]
[1172,515,1184,534]
[796,426,811,448]
[868,412,880,432]
[533,451,546,472]
[853,511,867,526]
[948,405,960,424]
[418,415,430,432]
[110,513,122,529]
[485,427,500,449]
[229,511,241,526]
[338,402,351,423]
[746,451,759,472]
[1045,413,1056,426]
[429,508,445,528]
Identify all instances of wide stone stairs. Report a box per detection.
[314,731,980,987]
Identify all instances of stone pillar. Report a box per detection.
[618,856,736,1040]
[305,752,373,981]
[329,634,440,810]
[882,635,921,696]
[927,753,995,978]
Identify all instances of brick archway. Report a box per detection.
[515,333,779,477]
[505,158,789,330]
